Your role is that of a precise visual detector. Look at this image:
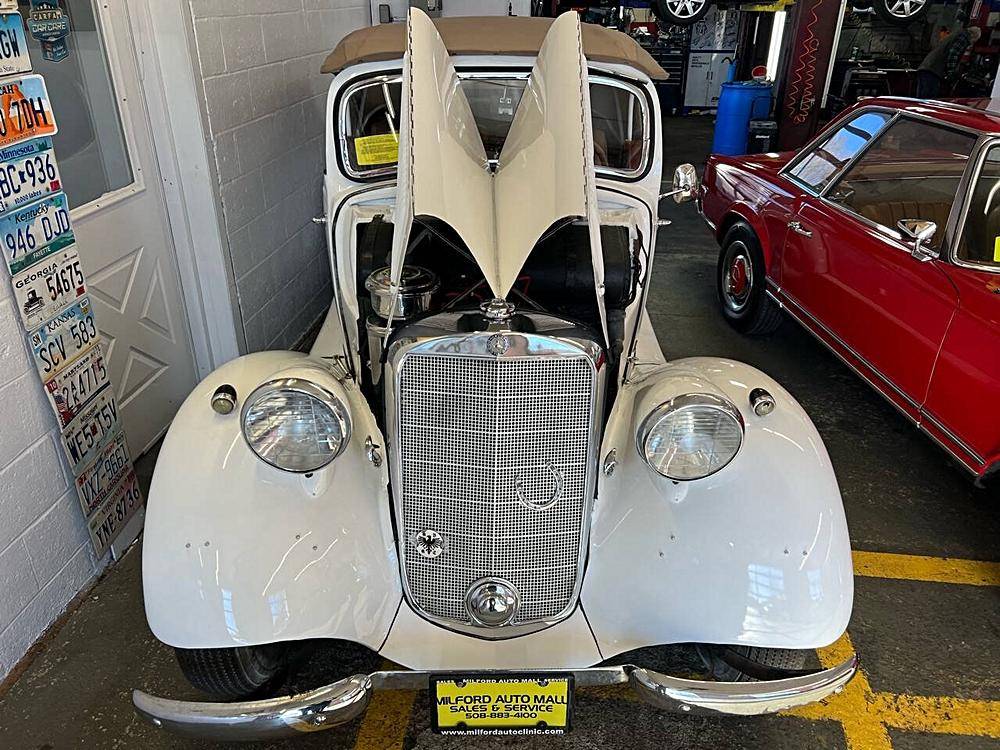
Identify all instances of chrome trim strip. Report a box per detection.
[767,285,983,472]
[918,408,985,467]
[337,73,651,182]
[134,655,858,739]
[384,328,607,639]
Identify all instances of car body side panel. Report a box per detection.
[141,352,402,649]
[583,357,853,657]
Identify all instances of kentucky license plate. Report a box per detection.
[30,296,99,378]
[88,471,143,559]
[431,674,572,735]
[0,137,60,213]
[61,384,119,475]
[0,74,57,149]
[0,13,31,77]
[11,244,85,327]
[76,429,132,517]
[44,344,108,429]
[1,191,73,274]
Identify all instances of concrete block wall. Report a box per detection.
[0,288,103,679]
[189,0,369,352]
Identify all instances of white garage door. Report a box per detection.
[26,0,198,455]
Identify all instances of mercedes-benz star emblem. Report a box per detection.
[486,334,509,356]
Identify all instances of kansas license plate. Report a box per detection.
[0,74,57,149]
[88,470,143,558]
[61,384,119,475]
[11,244,85,327]
[75,429,132,516]
[1,191,74,275]
[431,674,573,735]
[0,137,60,213]
[29,296,99,378]
[0,13,31,77]
[44,343,108,429]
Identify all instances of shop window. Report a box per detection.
[19,0,135,209]
[340,76,648,179]
[956,145,1000,269]
[786,110,892,193]
[826,117,977,248]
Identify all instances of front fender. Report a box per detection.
[582,358,852,657]
[142,352,401,649]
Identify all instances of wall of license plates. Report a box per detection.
[0,3,143,559]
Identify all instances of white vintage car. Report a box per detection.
[133,11,857,741]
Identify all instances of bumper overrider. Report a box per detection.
[133,655,858,741]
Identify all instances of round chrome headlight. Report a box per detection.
[637,393,744,480]
[241,378,351,473]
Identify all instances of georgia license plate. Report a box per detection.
[0,13,32,77]
[0,137,60,213]
[88,470,143,558]
[61,383,119,475]
[75,429,132,516]
[29,296,99,378]
[11,244,85,327]
[0,74,57,149]
[44,343,108,429]
[431,674,573,736]
[0,191,73,274]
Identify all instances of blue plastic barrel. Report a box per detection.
[711,81,773,156]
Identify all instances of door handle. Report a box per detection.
[788,221,813,238]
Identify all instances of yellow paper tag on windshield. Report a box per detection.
[354,134,399,166]
[994,237,1000,263]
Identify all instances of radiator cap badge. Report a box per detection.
[486,333,509,356]
[413,529,445,559]
[466,578,520,627]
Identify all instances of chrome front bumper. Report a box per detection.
[133,654,858,741]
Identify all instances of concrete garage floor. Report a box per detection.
[1,117,999,749]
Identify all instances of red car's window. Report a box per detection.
[826,117,977,249]
[957,144,1000,268]
[787,111,892,192]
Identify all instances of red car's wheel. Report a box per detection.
[717,223,783,335]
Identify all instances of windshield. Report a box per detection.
[339,75,648,179]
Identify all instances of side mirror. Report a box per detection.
[896,219,938,261]
[660,163,700,204]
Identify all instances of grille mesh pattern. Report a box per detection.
[397,351,595,625]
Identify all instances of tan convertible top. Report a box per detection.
[321,16,668,81]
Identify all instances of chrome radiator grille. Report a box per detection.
[392,334,599,628]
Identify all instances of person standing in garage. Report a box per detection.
[917,26,982,99]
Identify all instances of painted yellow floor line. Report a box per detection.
[353,660,416,750]
[852,550,1000,586]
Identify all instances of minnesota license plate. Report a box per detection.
[431,674,573,736]
[0,191,74,275]
[88,470,143,558]
[11,244,85,327]
[0,137,60,213]
[61,384,119,475]
[29,296,99,378]
[0,74,57,149]
[0,13,31,77]
[75,429,132,516]
[44,343,108,429]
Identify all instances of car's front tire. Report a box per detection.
[717,222,783,335]
[697,645,808,682]
[175,645,288,700]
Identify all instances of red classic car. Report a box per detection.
[700,97,1000,481]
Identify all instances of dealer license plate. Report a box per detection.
[29,296,100,378]
[0,191,73,275]
[0,137,60,213]
[11,244,86,327]
[431,674,573,736]
[44,343,108,428]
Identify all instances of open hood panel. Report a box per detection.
[390,9,605,334]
